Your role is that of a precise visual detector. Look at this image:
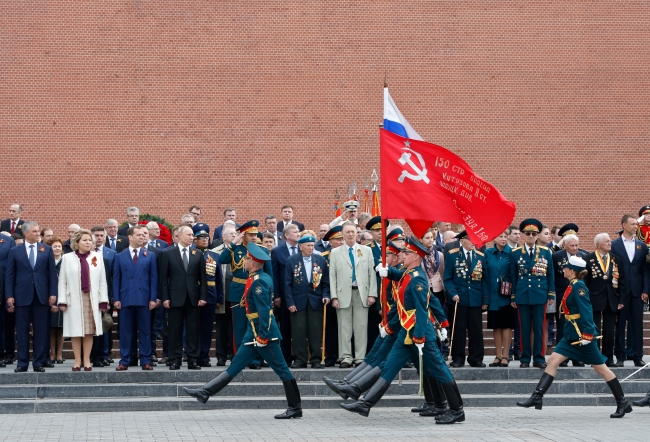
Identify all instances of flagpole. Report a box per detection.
[380,73,389,326]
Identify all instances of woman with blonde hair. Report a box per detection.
[57,229,108,371]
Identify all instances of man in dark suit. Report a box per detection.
[62,224,80,254]
[284,234,330,368]
[1,204,25,237]
[0,234,17,367]
[4,221,58,372]
[141,227,164,366]
[584,233,622,367]
[612,214,650,367]
[277,205,305,233]
[105,219,128,253]
[112,226,158,371]
[159,225,207,370]
[117,207,140,236]
[264,215,284,246]
[272,223,301,365]
[211,224,236,366]
[551,227,589,367]
[314,224,331,253]
[212,207,240,243]
[435,221,452,249]
[90,226,117,367]
[145,222,169,249]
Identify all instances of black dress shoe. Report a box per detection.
[470,363,486,368]
[4,357,15,365]
[634,359,646,367]
[107,358,114,363]
[311,362,323,369]
[559,360,569,367]
[0,361,5,368]
[340,362,352,368]
[403,362,414,369]
[44,360,55,368]
[33,367,45,373]
[291,362,307,369]
[533,362,547,369]
[325,361,335,367]
[520,363,530,368]
[198,361,212,367]
[513,354,521,361]
[14,366,27,373]
[248,364,261,370]
[93,362,104,368]
[572,361,585,367]
[261,361,269,368]
[217,359,226,366]
[450,361,464,368]
[187,363,201,370]
[615,359,625,367]
[169,363,181,370]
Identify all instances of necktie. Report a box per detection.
[10,222,15,234]
[529,248,534,259]
[150,241,155,248]
[182,248,189,270]
[132,249,138,264]
[323,241,329,248]
[29,245,35,269]
[466,251,472,268]
[110,238,116,250]
[291,246,296,256]
[349,247,356,283]
[95,248,99,252]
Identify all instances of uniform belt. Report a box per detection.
[246,309,274,319]
[207,281,216,286]
[565,313,580,320]
[232,277,247,284]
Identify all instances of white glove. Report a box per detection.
[375,264,388,277]
[580,339,591,346]
[637,216,645,224]
[415,342,424,356]
[437,328,448,342]
[379,324,387,338]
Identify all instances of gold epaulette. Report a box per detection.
[512,247,522,252]
[412,271,419,277]
[475,250,484,256]
[369,242,376,248]
[449,248,459,254]
[538,245,549,250]
[321,251,330,257]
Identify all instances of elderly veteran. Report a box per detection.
[518,256,632,419]
[284,231,330,368]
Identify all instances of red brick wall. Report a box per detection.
[2,1,649,244]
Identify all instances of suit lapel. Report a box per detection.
[342,245,353,268]
[174,246,187,273]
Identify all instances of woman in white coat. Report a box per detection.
[58,229,108,371]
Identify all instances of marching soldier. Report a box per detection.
[184,242,302,419]
[444,231,489,367]
[510,219,555,368]
[192,223,224,367]
[365,216,385,352]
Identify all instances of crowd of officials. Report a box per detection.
[0,201,648,374]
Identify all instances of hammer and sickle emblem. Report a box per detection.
[398,147,430,184]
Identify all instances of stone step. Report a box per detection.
[0,393,647,414]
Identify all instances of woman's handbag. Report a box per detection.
[499,276,512,297]
[102,311,114,333]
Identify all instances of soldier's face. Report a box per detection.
[402,251,418,268]
[523,231,537,246]
[330,237,344,248]
[645,214,650,224]
[370,229,381,243]
[194,236,209,249]
[460,238,475,251]
[386,253,397,267]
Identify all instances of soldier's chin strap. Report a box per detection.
[620,360,650,382]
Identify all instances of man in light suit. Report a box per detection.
[105,219,128,253]
[0,204,25,237]
[0,234,17,367]
[613,214,650,367]
[329,221,377,367]
[112,226,158,371]
[277,205,305,233]
[90,226,117,367]
[5,221,58,372]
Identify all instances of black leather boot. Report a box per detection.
[632,391,650,407]
[325,366,381,401]
[275,378,303,419]
[339,377,390,417]
[411,376,435,413]
[517,372,554,410]
[183,371,232,404]
[435,381,465,424]
[323,361,368,387]
[607,378,632,418]
[420,377,449,417]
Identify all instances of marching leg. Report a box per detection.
[275,378,303,419]
[182,371,232,404]
[632,389,650,407]
[326,366,382,401]
[411,376,435,413]
[435,380,465,424]
[339,377,390,417]
[419,377,449,417]
[607,377,632,418]
[517,372,554,410]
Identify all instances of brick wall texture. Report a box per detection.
[2,1,649,243]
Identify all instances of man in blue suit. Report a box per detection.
[145,222,169,250]
[90,226,117,367]
[0,234,17,367]
[284,234,330,368]
[112,226,158,371]
[272,223,301,365]
[5,221,58,372]
[613,214,650,367]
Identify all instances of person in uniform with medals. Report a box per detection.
[517,255,632,418]
[636,205,650,245]
[339,237,464,424]
[184,242,302,419]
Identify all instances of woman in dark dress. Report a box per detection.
[47,237,65,363]
[517,256,632,418]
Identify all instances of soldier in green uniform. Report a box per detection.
[518,255,632,418]
[184,242,302,419]
[340,237,465,424]
[444,230,489,367]
[386,226,405,248]
[365,216,385,353]
[218,220,270,370]
[510,219,555,368]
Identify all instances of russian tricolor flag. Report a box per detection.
[383,87,423,141]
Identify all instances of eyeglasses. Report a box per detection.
[524,232,538,236]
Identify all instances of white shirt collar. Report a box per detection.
[129,246,140,256]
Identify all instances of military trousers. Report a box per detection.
[593,304,616,360]
[290,303,323,365]
[231,306,261,366]
[226,340,293,382]
[448,303,484,366]
[517,304,546,364]
[198,303,216,363]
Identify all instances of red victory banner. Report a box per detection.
[380,129,516,246]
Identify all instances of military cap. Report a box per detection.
[402,236,428,258]
[387,227,405,241]
[566,255,587,272]
[366,216,387,231]
[246,242,271,263]
[298,235,316,244]
[343,200,360,212]
[639,206,650,217]
[192,223,210,238]
[455,230,468,240]
[558,223,579,237]
[519,218,543,234]
[386,240,401,255]
[238,220,259,234]
[323,225,343,241]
